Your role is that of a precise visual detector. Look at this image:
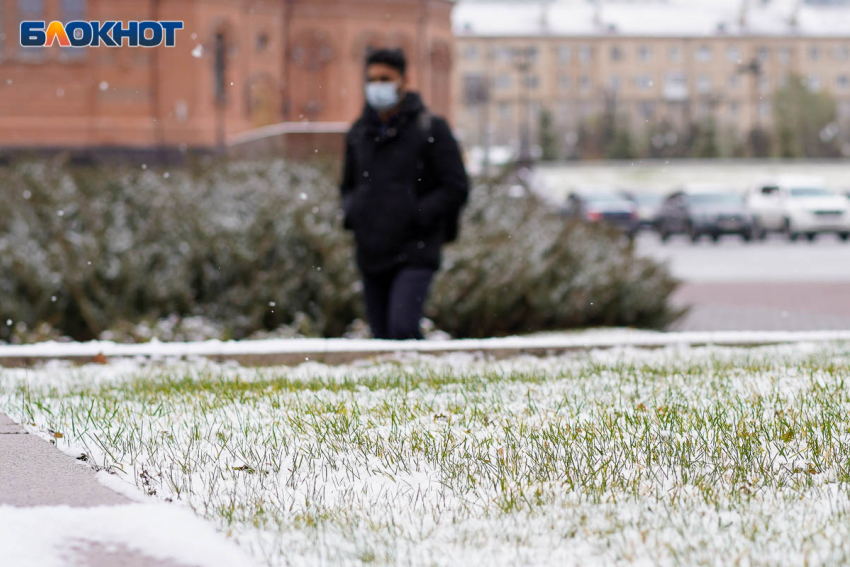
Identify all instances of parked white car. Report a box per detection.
[747,176,850,241]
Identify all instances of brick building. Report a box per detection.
[0,0,455,156]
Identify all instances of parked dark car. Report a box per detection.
[621,191,664,230]
[565,191,640,237]
[656,187,755,243]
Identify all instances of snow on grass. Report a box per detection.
[3,343,850,566]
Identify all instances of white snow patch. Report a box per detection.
[95,471,150,503]
[0,504,259,567]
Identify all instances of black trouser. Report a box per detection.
[362,266,434,340]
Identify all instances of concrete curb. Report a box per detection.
[1,331,849,368]
[0,413,24,435]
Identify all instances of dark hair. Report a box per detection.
[365,48,407,76]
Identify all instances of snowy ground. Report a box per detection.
[3,343,850,566]
[0,503,258,567]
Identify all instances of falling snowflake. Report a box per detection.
[191,44,203,58]
[99,81,109,91]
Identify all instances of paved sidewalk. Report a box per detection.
[0,413,253,567]
[0,415,126,508]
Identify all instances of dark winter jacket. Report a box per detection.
[340,92,469,275]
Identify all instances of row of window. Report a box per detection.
[1,0,83,57]
[462,42,850,65]
[480,98,850,130]
[5,0,85,19]
[484,72,850,93]
[476,100,776,123]
[2,0,86,32]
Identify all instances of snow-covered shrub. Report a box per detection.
[0,159,678,342]
[0,159,361,341]
[431,184,680,337]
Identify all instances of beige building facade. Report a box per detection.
[453,1,850,155]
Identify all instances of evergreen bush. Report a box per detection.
[0,159,679,343]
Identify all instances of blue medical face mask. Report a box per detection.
[365,81,401,111]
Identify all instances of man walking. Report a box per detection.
[340,48,469,340]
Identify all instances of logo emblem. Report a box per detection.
[20,21,183,48]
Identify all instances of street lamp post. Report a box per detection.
[738,58,763,130]
[738,57,767,156]
[512,46,534,167]
[480,49,492,181]
[463,57,492,180]
[213,32,228,154]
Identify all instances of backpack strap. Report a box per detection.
[418,110,435,180]
[418,110,433,137]
[416,111,463,244]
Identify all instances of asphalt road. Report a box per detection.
[636,231,850,283]
[633,232,850,331]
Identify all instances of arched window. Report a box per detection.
[352,31,385,62]
[430,41,452,116]
[18,0,45,59]
[213,32,227,105]
[246,75,280,127]
[62,0,86,20]
[61,0,87,60]
[0,3,4,58]
[290,29,335,72]
[17,0,44,19]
